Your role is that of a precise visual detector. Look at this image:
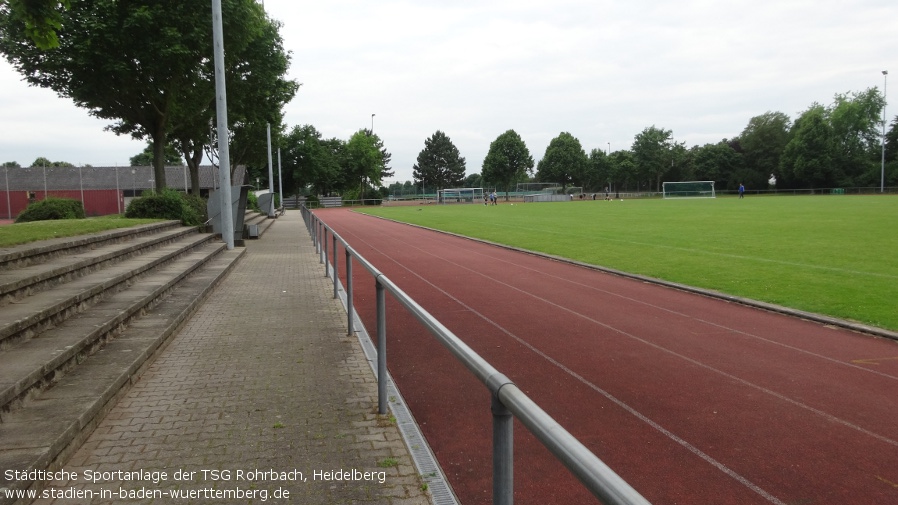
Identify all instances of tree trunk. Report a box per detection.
[152,128,168,192]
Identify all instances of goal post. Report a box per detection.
[662,181,716,199]
[437,187,484,204]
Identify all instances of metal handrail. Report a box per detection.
[301,206,651,505]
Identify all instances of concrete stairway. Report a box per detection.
[242,208,277,239]
[0,221,246,502]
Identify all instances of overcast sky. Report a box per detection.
[1,0,895,184]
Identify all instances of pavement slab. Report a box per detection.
[25,211,432,505]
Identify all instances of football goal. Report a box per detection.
[516,182,562,195]
[662,181,716,199]
[437,187,484,204]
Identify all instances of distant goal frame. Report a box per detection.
[437,187,485,204]
[662,181,716,199]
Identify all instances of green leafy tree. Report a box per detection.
[607,150,636,193]
[482,129,533,199]
[536,132,588,192]
[412,131,466,192]
[886,115,898,162]
[691,142,744,189]
[780,105,836,188]
[827,88,886,185]
[462,173,482,189]
[4,0,70,49]
[0,0,295,193]
[30,157,73,167]
[739,111,791,186]
[344,130,384,198]
[282,125,343,197]
[362,129,393,181]
[587,148,612,192]
[2,161,21,168]
[130,142,183,167]
[631,126,677,192]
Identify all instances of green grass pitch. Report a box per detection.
[358,196,898,332]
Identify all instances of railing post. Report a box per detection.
[323,227,329,275]
[493,393,514,505]
[346,250,354,336]
[332,235,339,299]
[376,277,387,415]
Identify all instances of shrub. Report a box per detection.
[183,193,208,225]
[125,189,204,226]
[15,198,86,223]
[246,192,260,212]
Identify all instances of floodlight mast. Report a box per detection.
[212,0,234,249]
[882,70,888,194]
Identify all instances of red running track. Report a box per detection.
[315,208,898,505]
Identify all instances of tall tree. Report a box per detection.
[344,130,384,199]
[536,132,587,192]
[130,142,183,167]
[4,0,69,49]
[631,126,676,192]
[780,105,836,188]
[607,150,636,193]
[412,131,466,192]
[0,0,296,193]
[691,142,743,189]
[827,88,885,185]
[362,128,393,180]
[739,111,791,186]
[282,125,343,197]
[587,148,612,192]
[886,115,898,162]
[481,130,534,199]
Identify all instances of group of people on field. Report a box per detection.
[484,191,498,205]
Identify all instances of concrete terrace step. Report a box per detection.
[0,248,244,502]
[243,210,277,238]
[0,232,216,350]
[0,225,200,306]
[0,221,183,272]
[0,241,227,414]
[0,219,249,504]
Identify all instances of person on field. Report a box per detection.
[738,183,745,199]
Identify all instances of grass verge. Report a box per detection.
[0,216,162,248]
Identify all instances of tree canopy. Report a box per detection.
[0,0,297,192]
[3,0,69,49]
[412,131,466,191]
[482,129,533,197]
[536,132,587,191]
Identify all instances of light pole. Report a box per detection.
[882,70,888,193]
[607,142,610,155]
[371,113,375,132]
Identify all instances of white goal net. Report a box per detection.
[662,181,716,199]
[437,187,484,204]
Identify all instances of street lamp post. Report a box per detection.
[882,70,888,193]
[371,113,375,132]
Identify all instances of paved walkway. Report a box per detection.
[32,211,433,505]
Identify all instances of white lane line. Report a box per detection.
[338,226,788,505]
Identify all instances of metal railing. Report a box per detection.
[301,206,651,505]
